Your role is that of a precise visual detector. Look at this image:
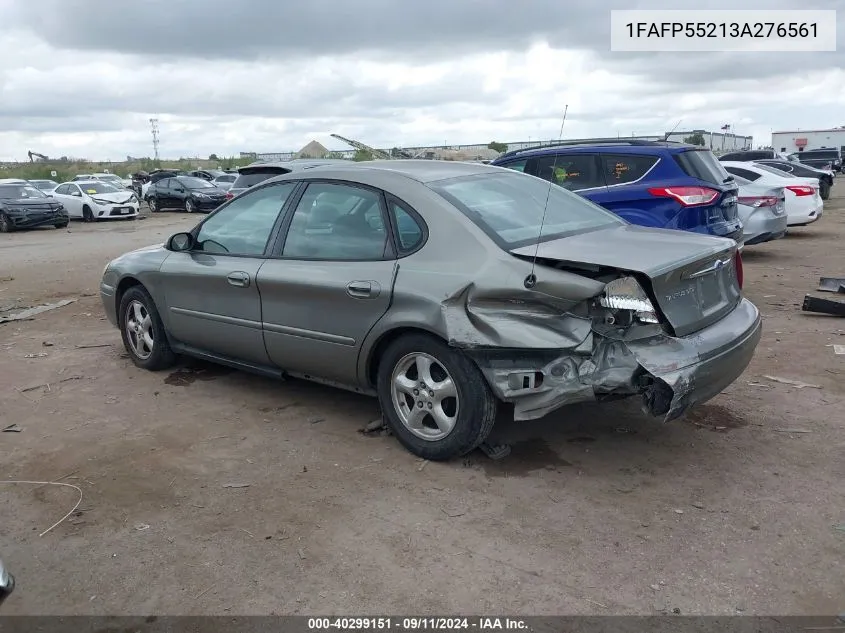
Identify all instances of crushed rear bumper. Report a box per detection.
[470,298,762,422]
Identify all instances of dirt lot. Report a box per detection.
[1,194,844,616]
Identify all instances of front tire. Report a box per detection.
[147,197,157,213]
[82,206,94,222]
[118,285,176,371]
[377,333,497,461]
[185,199,196,213]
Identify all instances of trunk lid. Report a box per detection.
[510,224,741,337]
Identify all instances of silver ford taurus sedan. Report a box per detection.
[100,161,761,460]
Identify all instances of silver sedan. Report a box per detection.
[100,161,761,460]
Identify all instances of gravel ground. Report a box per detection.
[1,193,844,616]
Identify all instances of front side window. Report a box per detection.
[194,182,296,256]
[178,177,215,189]
[282,182,388,260]
[530,154,605,190]
[431,171,623,249]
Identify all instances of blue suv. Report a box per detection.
[491,140,742,241]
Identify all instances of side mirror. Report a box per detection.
[167,232,195,252]
[0,559,14,606]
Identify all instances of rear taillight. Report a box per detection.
[737,195,779,208]
[734,250,744,290]
[648,186,720,206]
[786,185,815,197]
[225,192,234,200]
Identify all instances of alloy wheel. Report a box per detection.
[390,352,459,441]
[125,300,154,360]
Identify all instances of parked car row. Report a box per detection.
[101,159,763,461]
[720,148,842,174]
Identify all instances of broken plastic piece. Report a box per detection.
[478,442,511,460]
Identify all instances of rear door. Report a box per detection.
[586,153,663,226]
[257,180,397,385]
[157,181,297,365]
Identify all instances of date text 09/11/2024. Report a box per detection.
[625,21,819,38]
[307,617,528,630]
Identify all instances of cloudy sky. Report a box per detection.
[1,0,843,161]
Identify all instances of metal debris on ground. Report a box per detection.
[297,548,307,560]
[834,345,845,355]
[763,375,822,389]
[76,343,112,349]
[42,341,54,347]
[818,277,845,293]
[361,418,385,433]
[802,294,845,317]
[222,483,250,488]
[23,353,48,359]
[673,509,684,514]
[134,523,150,531]
[20,375,83,393]
[747,381,773,389]
[0,299,77,324]
[773,428,813,434]
[2,424,22,433]
[691,501,705,509]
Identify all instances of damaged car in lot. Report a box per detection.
[0,181,69,232]
[100,161,761,460]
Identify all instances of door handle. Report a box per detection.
[346,281,375,298]
[227,271,250,288]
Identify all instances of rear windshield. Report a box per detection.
[755,164,796,178]
[429,171,623,249]
[215,175,237,183]
[675,149,731,185]
[232,168,289,190]
[800,150,838,159]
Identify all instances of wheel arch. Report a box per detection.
[114,276,144,318]
[363,325,448,388]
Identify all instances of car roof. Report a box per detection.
[65,180,110,186]
[496,139,696,161]
[263,159,502,186]
[0,178,28,184]
[238,159,351,173]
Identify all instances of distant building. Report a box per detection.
[771,127,845,155]
[663,130,752,152]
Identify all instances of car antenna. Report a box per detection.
[524,104,568,289]
[663,119,682,142]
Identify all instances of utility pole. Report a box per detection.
[150,118,160,162]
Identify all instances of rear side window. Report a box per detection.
[390,200,424,253]
[801,150,839,159]
[602,154,658,185]
[674,149,731,185]
[232,169,288,190]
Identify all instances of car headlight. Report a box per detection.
[599,276,659,324]
[91,197,112,206]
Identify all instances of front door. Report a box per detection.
[158,181,298,365]
[258,181,396,385]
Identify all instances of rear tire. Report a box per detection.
[376,333,497,461]
[118,285,176,371]
[0,212,13,233]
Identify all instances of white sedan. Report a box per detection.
[50,180,140,222]
[721,161,824,227]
